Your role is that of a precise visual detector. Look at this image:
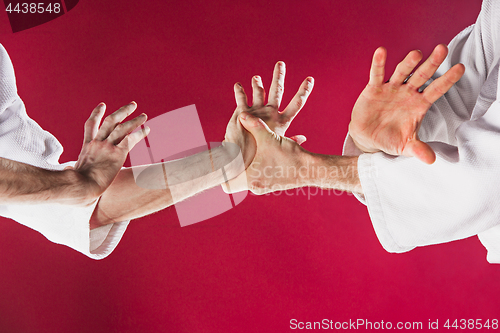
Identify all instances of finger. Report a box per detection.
[234,83,249,108]
[268,61,286,108]
[117,125,151,151]
[389,50,422,84]
[407,44,448,88]
[108,113,147,145]
[95,102,138,141]
[422,63,465,104]
[403,140,436,164]
[84,103,106,144]
[239,112,273,142]
[368,47,387,87]
[289,135,307,145]
[282,77,314,122]
[251,75,265,107]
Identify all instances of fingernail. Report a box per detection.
[240,113,247,120]
[253,75,260,81]
[307,77,314,84]
[130,101,137,105]
[98,102,105,106]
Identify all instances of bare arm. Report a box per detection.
[0,102,148,207]
[0,157,86,205]
[91,62,314,229]
[89,143,244,228]
[223,47,466,195]
[235,112,362,195]
[91,140,360,230]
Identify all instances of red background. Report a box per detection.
[0,0,496,332]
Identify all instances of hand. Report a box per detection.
[71,102,150,205]
[223,112,362,195]
[235,112,310,195]
[349,44,465,164]
[224,61,314,168]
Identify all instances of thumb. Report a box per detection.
[403,140,436,164]
[239,112,273,142]
[289,135,307,145]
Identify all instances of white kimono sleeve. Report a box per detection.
[0,43,128,260]
[343,0,500,263]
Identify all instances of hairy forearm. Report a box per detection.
[90,144,244,228]
[245,148,362,195]
[305,153,362,194]
[0,157,86,205]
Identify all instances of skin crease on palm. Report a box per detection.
[349,44,465,164]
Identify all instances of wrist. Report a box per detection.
[294,148,318,188]
[306,153,361,193]
[348,123,380,154]
[62,169,98,206]
[216,143,246,181]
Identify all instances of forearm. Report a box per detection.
[245,147,362,196]
[0,157,88,205]
[305,153,362,194]
[90,144,244,228]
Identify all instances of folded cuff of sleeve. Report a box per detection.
[342,134,415,253]
[357,153,416,253]
[89,220,129,259]
[342,134,367,205]
[2,199,129,260]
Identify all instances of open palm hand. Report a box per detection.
[349,44,465,164]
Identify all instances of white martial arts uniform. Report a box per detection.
[0,44,128,260]
[344,0,500,263]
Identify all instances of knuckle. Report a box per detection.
[275,84,284,94]
[294,98,304,110]
[114,123,125,131]
[255,85,265,94]
[107,112,120,122]
[103,116,117,126]
[443,73,456,84]
[429,58,441,67]
[405,82,417,91]
[417,71,430,81]
[303,82,312,93]
[433,84,445,96]
[120,137,131,149]
[103,116,113,125]
[396,69,407,77]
